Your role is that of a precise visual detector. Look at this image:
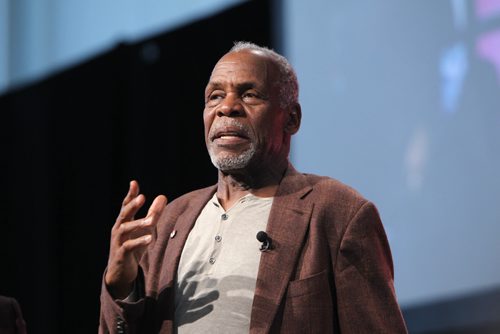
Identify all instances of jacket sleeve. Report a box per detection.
[98,266,148,334]
[334,201,408,333]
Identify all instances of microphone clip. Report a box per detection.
[256,231,272,252]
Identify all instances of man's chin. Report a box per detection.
[211,158,251,172]
[209,150,256,172]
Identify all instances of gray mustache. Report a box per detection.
[209,119,251,139]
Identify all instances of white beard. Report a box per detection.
[207,118,256,171]
[208,144,257,171]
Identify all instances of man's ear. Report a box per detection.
[284,103,301,135]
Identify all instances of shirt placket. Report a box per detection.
[207,196,251,274]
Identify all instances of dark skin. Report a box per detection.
[105,181,166,299]
[205,50,301,209]
[105,49,301,299]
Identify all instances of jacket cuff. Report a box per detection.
[99,267,146,333]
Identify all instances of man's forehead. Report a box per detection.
[218,49,268,64]
[208,51,273,84]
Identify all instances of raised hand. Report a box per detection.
[105,180,167,299]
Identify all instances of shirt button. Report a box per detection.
[221,213,228,220]
[215,235,222,242]
[209,257,216,264]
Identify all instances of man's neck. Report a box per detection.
[216,159,288,210]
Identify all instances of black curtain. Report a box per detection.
[0,2,272,332]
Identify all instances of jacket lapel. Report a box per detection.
[159,185,217,289]
[250,164,314,333]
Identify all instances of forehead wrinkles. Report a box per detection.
[207,55,270,89]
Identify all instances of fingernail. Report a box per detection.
[144,235,152,242]
[142,217,151,226]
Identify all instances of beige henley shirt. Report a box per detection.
[174,193,273,333]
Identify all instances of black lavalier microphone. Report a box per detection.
[256,231,272,252]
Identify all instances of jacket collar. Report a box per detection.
[161,185,217,288]
[250,163,314,332]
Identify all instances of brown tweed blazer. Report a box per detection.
[100,164,408,333]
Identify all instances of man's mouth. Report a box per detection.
[210,127,251,147]
[214,132,247,140]
[211,127,249,141]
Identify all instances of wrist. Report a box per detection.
[106,280,135,300]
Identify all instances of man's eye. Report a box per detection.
[242,92,260,101]
[206,92,224,106]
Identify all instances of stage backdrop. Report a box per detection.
[283,0,500,332]
[0,2,271,333]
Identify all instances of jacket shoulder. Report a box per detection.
[303,173,367,205]
[299,173,373,225]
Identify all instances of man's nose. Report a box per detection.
[216,95,244,117]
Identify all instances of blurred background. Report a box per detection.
[1,0,499,332]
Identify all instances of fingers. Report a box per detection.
[114,194,168,245]
[115,181,145,227]
[122,180,140,206]
[113,213,150,247]
[105,185,167,296]
[119,216,150,233]
[117,194,145,224]
[121,234,152,252]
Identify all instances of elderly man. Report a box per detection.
[99,42,408,333]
